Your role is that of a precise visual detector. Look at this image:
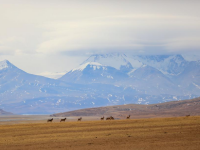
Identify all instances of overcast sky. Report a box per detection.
[0,0,200,78]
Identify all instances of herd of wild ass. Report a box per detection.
[47,114,191,122]
[47,115,131,122]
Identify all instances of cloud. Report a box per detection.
[165,37,200,52]
[1,0,200,56]
[36,14,200,55]
[0,0,200,74]
[37,71,67,79]
[0,46,14,55]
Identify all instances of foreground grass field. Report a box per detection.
[0,116,200,150]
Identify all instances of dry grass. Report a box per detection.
[0,116,200,150]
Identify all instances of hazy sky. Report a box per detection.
[0,0,200,78]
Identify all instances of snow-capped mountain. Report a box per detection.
[174,60,200,94]
[82,53,134,73]
[0,60,66,104]
[128,65,179,95]
[1,52,200,115]
[0,60,141,114]
[60,62,128,84]
[59,53,199,95]
[130,55,188,77]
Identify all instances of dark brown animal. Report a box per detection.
[127,115,130,119]
[60,118,67,122]
[78,117,82,121]
[186,114,190,117]
[110,116,114,120]
[100,116,104,120]
[47,118,53,122]
[106,117,111,120]
[106,116,114,120]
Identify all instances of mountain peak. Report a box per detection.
[172,54,185,61]
[72,62,103,72]
[81,53,133,72]
[0,60,13,70]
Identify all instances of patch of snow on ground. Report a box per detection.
[193,83,200,89]
[107,75,113,79]
[56,99,61,105]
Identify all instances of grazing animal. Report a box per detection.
[106,117,111,120]
[106,116,114,120]
[78,117,82,121]
[186,114,190,117]
[127,115,130,119]
[110,116,114,120]
[100,116,104,120]
[47,118,53,122]
[60,118,67,122]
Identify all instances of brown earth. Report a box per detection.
[52,97,200,119]
[0,116,200,150]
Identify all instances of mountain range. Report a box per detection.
[0,53,199,114]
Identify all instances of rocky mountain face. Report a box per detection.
[0,53,200,114]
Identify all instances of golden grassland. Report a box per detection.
[0,116,200,150]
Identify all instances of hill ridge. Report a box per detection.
[52,97,200,119]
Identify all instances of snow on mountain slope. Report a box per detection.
[174,60,200,95]
[81,53,134,73]
[59,53,196,95]
[0,60,11,70]
[0,60,72,104]
[130,55,188,76]
[128,65,179,95]
[72,62,104,72]
[60,61,128,84]
[0,57,199,114]
[0,60,16,70]
[80,53,188,78]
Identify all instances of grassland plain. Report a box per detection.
[0,116,200,150]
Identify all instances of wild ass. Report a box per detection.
[127,115,130,119]
[106,116,114,120]
[110,116,114,120]
[60,118,67,122]
[47,118,53,122]
[106,117,110,120]
[78,117,82,121]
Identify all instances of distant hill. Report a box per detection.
[0,109,13,115]
[52,97,200,119]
